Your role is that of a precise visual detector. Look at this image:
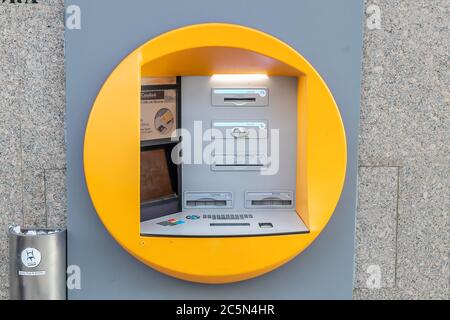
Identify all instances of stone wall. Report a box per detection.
[0,0,448,299]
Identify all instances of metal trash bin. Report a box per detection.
[8,226,67,300]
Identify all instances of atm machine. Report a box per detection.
[140,76,309,237]
[81,22,356,290]
[67,0,364,299]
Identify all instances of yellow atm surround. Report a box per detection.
[84,23,347,283]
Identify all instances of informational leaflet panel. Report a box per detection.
[141,82,177,141]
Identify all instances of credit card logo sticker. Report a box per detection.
[158,219,185,226]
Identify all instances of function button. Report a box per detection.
[259,222,273,228]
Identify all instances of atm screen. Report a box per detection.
[140,148,175,203]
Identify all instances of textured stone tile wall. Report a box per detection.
[0,0,66,299]
[355,0,449,299]
[355,166,399,290]
[0,0,448,299]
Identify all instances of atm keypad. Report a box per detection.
[202,214,253,220]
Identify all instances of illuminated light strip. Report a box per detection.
[211,74,269,81]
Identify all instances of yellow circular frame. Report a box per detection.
[84,23,347,283]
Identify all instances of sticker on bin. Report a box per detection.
[21,248,42,268]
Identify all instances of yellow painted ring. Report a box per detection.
[84,23,347,283]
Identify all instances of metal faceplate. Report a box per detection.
[212,88,269,106]
[182,76,298,217]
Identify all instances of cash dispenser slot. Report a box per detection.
[209,120,268,171]
[245,191,294,209]
[184,192,233,209]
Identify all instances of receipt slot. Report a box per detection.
[66,0,363,299]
